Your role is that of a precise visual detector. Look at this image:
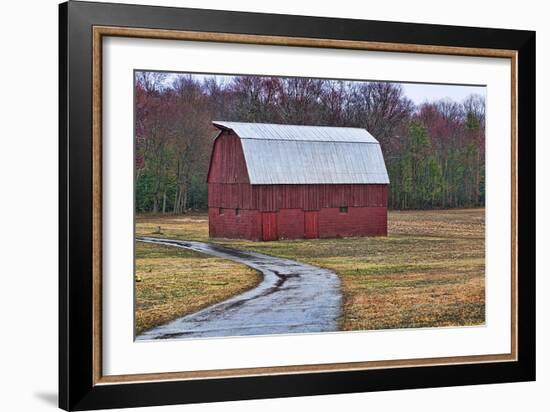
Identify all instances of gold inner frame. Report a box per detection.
[92,26,518,385]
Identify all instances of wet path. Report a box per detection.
[136,237,341,340]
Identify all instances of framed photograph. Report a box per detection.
[59,1,535,410]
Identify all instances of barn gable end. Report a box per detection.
[207,131,250,184]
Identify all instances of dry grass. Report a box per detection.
[136,208,485,331]
[135,241,261,335]
[136,213,208,241]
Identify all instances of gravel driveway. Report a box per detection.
[136,237,342,340]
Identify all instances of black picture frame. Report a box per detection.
[59,1,536,410]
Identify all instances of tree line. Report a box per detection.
[135,72,485,212]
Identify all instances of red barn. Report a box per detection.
[207,121,389,241]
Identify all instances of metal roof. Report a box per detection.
[212,121,390,185]
[212,121,379,143]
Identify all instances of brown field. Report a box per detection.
[135,208,485,332]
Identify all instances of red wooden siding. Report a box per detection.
[209,206,387,240]
[207,132,250,184]
[261,212,278,241]
[208,207,262,240]
[208,183,388,211]
[304,211,319,238]
[277,209,305,239]
[318,207,387,237]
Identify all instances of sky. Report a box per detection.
[400,83,485,105]
[158,72,485,105]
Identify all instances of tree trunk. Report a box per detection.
[173,189,179,214]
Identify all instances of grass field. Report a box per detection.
[135,208,485,332]
[135,242,261,335]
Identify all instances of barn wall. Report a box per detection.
[277,209,306,239]
[209,205,387,240]
[208,207,261,240]
[318,207,387,237]
[208,183,388,211]
[207,132,250,184]
[275,207,387,239]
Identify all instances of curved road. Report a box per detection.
[136,237,341,340]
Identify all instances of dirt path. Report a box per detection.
[136,237,342,340]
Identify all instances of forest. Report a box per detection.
[135,72,485,213]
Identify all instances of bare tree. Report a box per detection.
[135,73,486,212]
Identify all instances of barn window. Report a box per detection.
[339,206,348,213]
[219,208,224,215]
[235,208,240,216]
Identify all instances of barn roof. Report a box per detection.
[212,121,390,185]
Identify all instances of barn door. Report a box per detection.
[304,211,319,239]
[261,212,278,241]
